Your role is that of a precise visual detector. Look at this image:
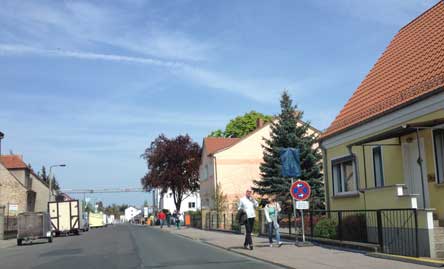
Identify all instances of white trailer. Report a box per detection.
[48,200,80,236]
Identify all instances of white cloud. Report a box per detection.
[0,0,212,62]
[0,44,184,68]
[0,43,296,103]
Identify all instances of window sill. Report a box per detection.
[434,182,444,187]
[333,191,360,198]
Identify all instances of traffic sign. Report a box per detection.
[296,201,309,210]
[290,180,311,201]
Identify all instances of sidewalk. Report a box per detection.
[156,226,434,269]
[0,238,16,249]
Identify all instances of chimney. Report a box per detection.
[256,118,264,129]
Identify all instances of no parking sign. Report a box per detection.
[290,180,311,201]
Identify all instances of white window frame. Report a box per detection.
[372,146,385,188]
[188,202,195,209]
[331,155,358,195]
[432,128,444,184]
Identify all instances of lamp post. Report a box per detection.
[49,164,66,201]
[0,131,4,156]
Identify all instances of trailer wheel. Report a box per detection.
[48,237,53,243]
[17,239,22,246]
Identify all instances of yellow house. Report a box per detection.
[320,2,444,258]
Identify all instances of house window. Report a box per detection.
[434,130,444,184]
[201,164,209,181]
[372,146,384,187]
[332,156,356,194]
[188,202,196,208]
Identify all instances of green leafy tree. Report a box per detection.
[253,91,324,211]
[208,129,224,137]
[212,182,228,213]
[39,166,49,183]
[51,176,60,191]
[83,201,95,213]
[208,111,272,138]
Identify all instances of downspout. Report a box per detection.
[361,145,368,210]
[347,145,358,185]
[212,155,219,227]
[320,145,331,211]
[415,129,427,208]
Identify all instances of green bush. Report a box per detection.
[341,214,367,242]
[314,218,337,239]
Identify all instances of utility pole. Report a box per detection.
[0,131,4,156]
[48,164,66,201]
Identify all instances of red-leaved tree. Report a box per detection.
[141,134,201,212]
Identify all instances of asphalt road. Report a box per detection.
[0,224,281,269]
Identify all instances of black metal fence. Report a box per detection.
[193,208,421,257]
[276,209,420,257]
[204,211,241,232]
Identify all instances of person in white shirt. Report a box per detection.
[238,189,258,250]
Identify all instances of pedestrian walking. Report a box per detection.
[166,211,171,227]
[264,197,282,247]
[149,214,155,226]
[173,210,181,229]
[158,211,166,228]
[238,189,258,250]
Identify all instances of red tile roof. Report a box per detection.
[203,137,241,155]
[0,155,28,169]
[323,2,444,138]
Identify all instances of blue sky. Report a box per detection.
[0,0,439,206]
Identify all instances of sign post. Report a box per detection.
[290,180,311,245]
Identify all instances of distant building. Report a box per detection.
[0,155,54,214]
[157,189,200,214]
[124,206,141,222]
[0,157,32,215]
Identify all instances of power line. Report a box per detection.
[61,187,147,194]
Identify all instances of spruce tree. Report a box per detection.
[253,91,324,211]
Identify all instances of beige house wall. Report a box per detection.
[31,174,50,212]
[199,147,215,209]
[0,163,28,215]
[200,120,321,211]
[9,169,31,189]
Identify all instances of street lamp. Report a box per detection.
[49,164,66,201]
[0,131,4,156]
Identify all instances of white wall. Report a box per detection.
[124,206,141,221]
[158,189,200,214]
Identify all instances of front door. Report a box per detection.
[402,137,429,208]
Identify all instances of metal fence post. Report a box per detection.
[231,213,234,231]
[337,211,343,241]
[310,210,314,237]
[414,209,419,257]
[288,213,292,235]
[376,210,384,253]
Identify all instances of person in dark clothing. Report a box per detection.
[166,211,171,227]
